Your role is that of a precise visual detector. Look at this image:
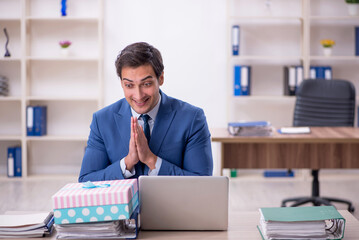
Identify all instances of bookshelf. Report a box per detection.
[227,0,359,127]
[0,0,103,177]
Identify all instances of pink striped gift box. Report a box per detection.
[51,179,138,224]
[52,179,138,209]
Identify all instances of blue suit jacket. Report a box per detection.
[78,91,213,181]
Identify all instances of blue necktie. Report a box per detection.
[141,114,151,142]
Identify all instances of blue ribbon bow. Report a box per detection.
[82,181,111,189]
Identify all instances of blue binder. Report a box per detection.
[34,106,47,136]
[228,121,270,127]
[295,66,303,93]
[7,146,21,177]
[234,65,241,96]
[232,25,240,55]
[240,66,251,96]
[324,66,332,80]
[27,105,47,136]
[26,106,34,136]
[309,66,332,80]
[309,66,317,79]
[234,65,251,96]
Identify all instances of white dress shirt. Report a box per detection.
[120,94,162,178]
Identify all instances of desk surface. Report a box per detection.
[211,127,359,169]
[17,210,358,240]
[140,210,359,239]
[211,127,359,143]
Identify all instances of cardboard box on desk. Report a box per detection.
[51,179,138,224]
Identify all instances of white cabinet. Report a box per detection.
[0,0,103,177]
[227,0,359,127]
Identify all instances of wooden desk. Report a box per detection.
[138,210,358,239]
[211,127,359,173]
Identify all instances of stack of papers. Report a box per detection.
[56,219,137,239]
[0,212,54,238]
[228,121,273,136]
[278,127,311,134]
[258,206,346,240]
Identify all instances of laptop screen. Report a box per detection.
[139,176,229,231]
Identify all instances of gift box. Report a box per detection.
[52,179,138,224]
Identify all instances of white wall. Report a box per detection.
[104,0,227,175]
[103,0,227,129]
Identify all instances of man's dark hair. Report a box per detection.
[115,42,164,79]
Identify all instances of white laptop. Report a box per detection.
[139,176,229,231]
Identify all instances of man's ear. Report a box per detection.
[159,72,164,86]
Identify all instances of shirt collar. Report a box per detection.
[131,93,161,121]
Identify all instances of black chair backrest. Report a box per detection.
[294,79,356,127]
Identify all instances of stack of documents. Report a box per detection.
[258,206,346,240]
[278,127,311,134]
[56,218,137,239]
[0,212,54,238]
[228,121,272,136]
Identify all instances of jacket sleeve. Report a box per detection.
[78,113,125,182]
[158,108,213,176]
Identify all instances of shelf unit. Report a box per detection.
[227,0,359,127]
[0,0,103,177]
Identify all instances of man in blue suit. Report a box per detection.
[79,42,213,181]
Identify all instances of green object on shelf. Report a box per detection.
[230,169,237,178]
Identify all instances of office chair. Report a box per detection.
[281,79,356,212]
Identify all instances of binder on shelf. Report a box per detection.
[324,66,332,79]
[234,65,241,96]
[0,76,9,97]
[355,26,359,56]
[27,106,47,136]
[232,25,240,55]
[309,66,332,80]
[257,206,346,240]
[310,66,316,79]
[233,65,251,96]
[263,170,294,178]
[7,146,21,177]
[284,66,301,96]
[295,66,303,91]
[228,121,272,136]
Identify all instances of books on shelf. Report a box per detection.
[234,65,251,96]
[228,121,272,136]
[0,75,9,97]
[310,66,332,80]
[232,25,240,55]
[258,206,346,240]
[0,212,54,238]
[283,65,303,96]
[7,146,21,177]
[26,105,47,136]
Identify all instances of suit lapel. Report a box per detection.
[150,91,176,156]
[113,102,132,156]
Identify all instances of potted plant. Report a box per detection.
[59,40,72,56]
[320,39,335,57]
[345,0,359,16]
